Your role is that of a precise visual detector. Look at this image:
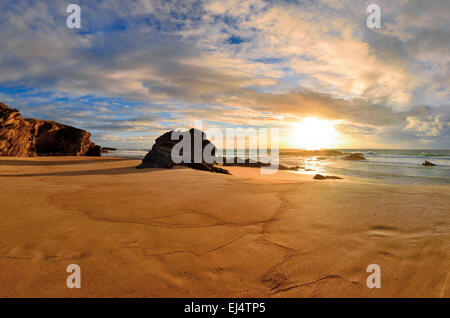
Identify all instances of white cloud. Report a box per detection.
[0,0,449,148]
[404,115,448,137]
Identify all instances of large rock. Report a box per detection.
[0,102,100,157]
[422,160,436,166]
[137,128,230,174]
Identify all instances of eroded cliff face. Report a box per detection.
[0,102,100,157]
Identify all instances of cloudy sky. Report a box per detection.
[0,0,449,149]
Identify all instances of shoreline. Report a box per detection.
[0,156,449,297]
[102,148,450,186]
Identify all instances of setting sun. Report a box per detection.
[289,117,338,150]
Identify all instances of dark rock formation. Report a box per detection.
[422,160,436,166]
[0,102,100,157]
[343,153,366,161]
[100,147,117,153]
[279,165,301,171]
[280,149,343,156]
[222,157,300,171]
[137,128,230,174]
[222,158,270,168]
[313,174,343,180]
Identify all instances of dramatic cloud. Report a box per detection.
[404,116,446,137]
[0,0,448,148]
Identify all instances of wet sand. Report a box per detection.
[0,157,448,297]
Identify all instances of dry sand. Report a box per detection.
[0,157,448,297]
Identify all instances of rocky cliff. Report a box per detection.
[0,102,101,157]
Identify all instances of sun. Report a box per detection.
[289,117,338,150]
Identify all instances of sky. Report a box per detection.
[0,0,449,149]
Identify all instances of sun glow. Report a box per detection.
[289,117,339,150]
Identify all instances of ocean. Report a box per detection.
[103,148,450,185]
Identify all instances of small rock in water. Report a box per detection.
[313,174,342,180]
[223,157,300,171]
[343,153,366,161]
[422,160,436,166]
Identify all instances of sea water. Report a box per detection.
[103,148,450,185]
[281,149,450,185]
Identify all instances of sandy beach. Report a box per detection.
[0,157,448,298]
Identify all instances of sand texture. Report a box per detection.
[0,157,449,297]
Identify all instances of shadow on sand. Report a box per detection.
[0,158,134,166]
[0,157,185,177]
[0,166,173,177]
